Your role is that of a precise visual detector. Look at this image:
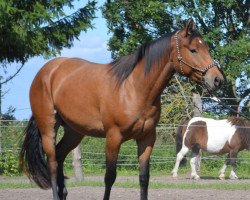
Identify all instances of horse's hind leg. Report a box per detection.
[56,125,84,200]
[190,145,200,180]
[34,113,59,200]
[195,149,202,172]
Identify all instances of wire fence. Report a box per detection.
[1,120,250,170]
[11,95,250,114]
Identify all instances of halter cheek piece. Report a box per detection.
[174,31,218,77]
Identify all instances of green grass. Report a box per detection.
[1,178,250,190]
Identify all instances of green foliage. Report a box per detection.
[159,77,195,127]
[102,0,173,59]
[0,150,20,176]
[0,0,97,64]
[0,121,26,175]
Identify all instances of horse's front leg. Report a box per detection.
[136,130,156,200]
[103,128,122,200]
[171,146,189,178]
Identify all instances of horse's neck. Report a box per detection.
[129,60,175,104]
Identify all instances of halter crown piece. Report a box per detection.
[174,31,218,75]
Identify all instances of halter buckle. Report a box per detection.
[178,56,182,61]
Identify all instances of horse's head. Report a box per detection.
[172,19,224,91]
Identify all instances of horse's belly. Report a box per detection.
[206,140,228,153]
[58,107,105,137]
[206,125,236,153]
[65,119,105,138]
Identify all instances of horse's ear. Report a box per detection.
[183,18,196,37]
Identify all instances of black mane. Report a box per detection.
[109,32,175,84]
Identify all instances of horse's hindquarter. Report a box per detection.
[51,58,108,136]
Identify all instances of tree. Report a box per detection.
[102,0,174,58]
[0,0,97,64]
[103,0,250,121]
[1,106,16,121]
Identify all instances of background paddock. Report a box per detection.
[1,120,250,178]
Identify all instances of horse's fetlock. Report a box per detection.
[139,174,149,187]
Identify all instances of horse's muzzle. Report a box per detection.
[204,74,224,91]
[213,76,223,88]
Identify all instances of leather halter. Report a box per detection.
[174,31,218,76]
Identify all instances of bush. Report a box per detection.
[0,150,21,176]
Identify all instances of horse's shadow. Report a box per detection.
[198,176,218,180]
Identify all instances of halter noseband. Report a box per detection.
[174,31,218,76]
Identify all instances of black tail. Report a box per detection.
[176,121,187,166]
[19,116,51,189]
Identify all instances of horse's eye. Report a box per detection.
[190,49,197,54]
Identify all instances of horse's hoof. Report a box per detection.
[219,174,225,180]
[229,175,238,180]
[191,174,200,180]
[172,173,178,178]
[63,187,68,200]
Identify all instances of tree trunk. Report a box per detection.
[72,144,84,181]
[192,92,202,117]
[192,92,202,171]
[0,82,2,154]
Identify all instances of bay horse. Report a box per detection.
[172,117,250,180]
[19,19,224,200]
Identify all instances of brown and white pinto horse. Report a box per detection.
[19,19,224,200]
[172,117,250,180]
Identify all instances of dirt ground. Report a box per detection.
[1,175,250,200]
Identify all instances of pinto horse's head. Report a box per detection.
[172,19,224,91]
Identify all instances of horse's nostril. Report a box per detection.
[214,76,221,87]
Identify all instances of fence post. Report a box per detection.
[72,144,84,181]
